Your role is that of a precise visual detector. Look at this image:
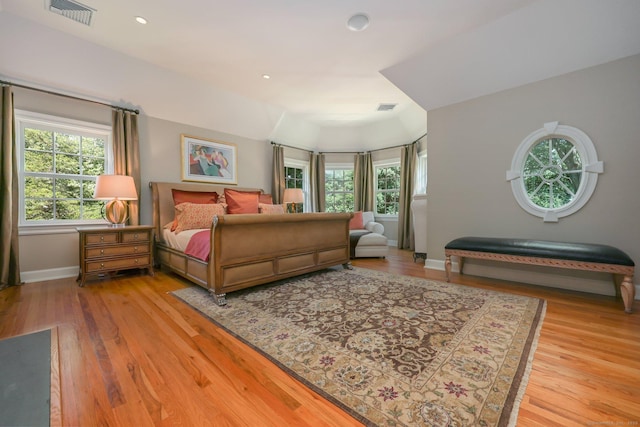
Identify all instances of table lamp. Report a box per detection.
[93,174,138,227]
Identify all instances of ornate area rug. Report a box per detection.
[172,267,545,426]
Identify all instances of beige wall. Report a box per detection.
[16,90,271,278]
[137,115,272,226]
[426,54,640,295]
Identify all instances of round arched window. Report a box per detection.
[507,122,603,222]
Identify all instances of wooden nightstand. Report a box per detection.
[77,225,154,287]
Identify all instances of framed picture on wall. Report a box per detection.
[181,134,237,185]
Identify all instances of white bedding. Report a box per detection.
[161,228,208,252]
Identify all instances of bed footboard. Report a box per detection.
[208,213,351,304]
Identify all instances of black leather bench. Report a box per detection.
[444,237,635,313]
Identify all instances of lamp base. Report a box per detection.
[286,202,303,213]
[104,199,129,226]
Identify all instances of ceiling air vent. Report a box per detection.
[49,0,96,26]
[377,103,397,112]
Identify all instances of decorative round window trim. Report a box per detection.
[507,121,603,222]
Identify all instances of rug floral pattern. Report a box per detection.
[173,267,545,427]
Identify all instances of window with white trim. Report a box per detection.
[16,110,113,226]
[375,160,401,216]
[325,165,354,213]
[284,158,309,210]
[415,150,427,194]
[507,121,602,222]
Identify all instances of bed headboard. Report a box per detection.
[149,181,263,242]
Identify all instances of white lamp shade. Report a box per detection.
[283,188,304,204]
[94,175,138,200]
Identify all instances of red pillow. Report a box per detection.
[349,211,364,230]
[224,189,260,214]
[172,189,218,205]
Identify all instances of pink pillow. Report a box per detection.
[259,203,284,214]
[170,190,219,231]
[173,202,226,234]
[349,211,364,230]
[224,189,260,214]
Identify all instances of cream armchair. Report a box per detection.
[351,211,388,258]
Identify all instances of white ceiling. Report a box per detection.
[1,0,639,151]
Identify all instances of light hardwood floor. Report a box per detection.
[1,248,639,426]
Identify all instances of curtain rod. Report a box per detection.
[270,141,314,154]
[1,79,140,114]
[320,132,428,155]
[272,132,428,156]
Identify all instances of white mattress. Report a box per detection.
[161,228,208,252]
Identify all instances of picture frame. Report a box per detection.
[181,134,237,185]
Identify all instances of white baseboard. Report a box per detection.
[21,266,78,283]
[425,258,640,300]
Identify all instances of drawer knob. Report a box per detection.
[134,247,138,252]
[134,233,139,239]
[100,249,104,255]
[100,263,105,268]
[134,259,139,264]
[100,236,104,241]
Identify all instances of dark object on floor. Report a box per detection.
[0,329,51,426]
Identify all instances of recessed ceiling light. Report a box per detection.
[135,16,147,24]
[347,13,369,32]
[262,74,271,79]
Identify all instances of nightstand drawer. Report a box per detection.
[85,243,151,259]
[86,233,119,245]
[122,230,151,243]
[86,255,151,273]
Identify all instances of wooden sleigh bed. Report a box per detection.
[150,181,352,305]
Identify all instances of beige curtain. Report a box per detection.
[309,152,326,212]
[272,144,285,204]
[0,85,21,290]
[398,143,417,249]
[354,152,374,212]
[112,109,140,225]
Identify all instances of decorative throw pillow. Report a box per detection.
[172,189,218,205]
[259,203,284,214]
[349,211,364,230]
[173,202,226,234]
[170,189,219,231]
[224,189,260,214]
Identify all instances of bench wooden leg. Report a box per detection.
[445,255,465,282]
[620,275,635,314]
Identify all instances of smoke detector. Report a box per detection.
[347,13,369,32]
[377,103,397,112]
[48,0,96,26]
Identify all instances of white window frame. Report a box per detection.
[415,150,427,195]
[325,162,354,213]
[284,158,310,212]
[507,121,603,222]
[374,159,401,218]
[16,110,113,229]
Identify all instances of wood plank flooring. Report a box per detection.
[1,247,639,426]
